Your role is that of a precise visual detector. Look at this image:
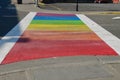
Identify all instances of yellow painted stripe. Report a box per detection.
[27,24,91,31]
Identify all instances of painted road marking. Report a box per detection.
[112,17,120,20]
[77,14,120,55]
[101,12,120,15]
[0,12,36,64]
[0,12,120,64]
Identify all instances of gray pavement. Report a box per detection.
[39,3,120,11]
[1,56,120,80]
[87,14,120,39]
[0,0,120,80]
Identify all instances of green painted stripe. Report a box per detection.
[30,20,85,25]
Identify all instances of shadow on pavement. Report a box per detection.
[0,0,20,37]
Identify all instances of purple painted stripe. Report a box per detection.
[36,13,75,16]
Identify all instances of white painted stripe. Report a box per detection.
[76,14,120,55]
[0,12,36,63]
[112,17,120,20]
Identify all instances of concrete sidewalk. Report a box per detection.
[0,0,120,80]
[1,56,120,80]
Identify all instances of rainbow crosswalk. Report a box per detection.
[1,12,119,64]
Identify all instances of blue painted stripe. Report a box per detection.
[33,16,80,20]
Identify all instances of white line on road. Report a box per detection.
[76,14,120,55]
[112,17,120,20]
[0,12,36,64]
